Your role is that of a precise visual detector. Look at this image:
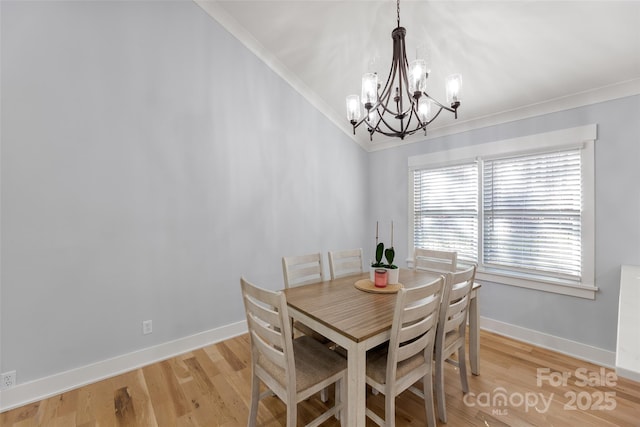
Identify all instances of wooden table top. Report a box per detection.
[283,269,443,343]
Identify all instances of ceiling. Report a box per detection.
[195,0,640,151]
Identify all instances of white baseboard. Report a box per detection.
[0,320,248,412]
[480,316,616,368]
[615,367,640,383]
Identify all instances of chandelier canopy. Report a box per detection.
[346,0,462,141]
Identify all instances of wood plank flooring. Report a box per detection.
[2,330,639,426]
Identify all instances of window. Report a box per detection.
[413,163,478,264]
[483,150,582,281]
[408,125,597,299]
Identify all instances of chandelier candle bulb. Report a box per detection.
[418,97,431,122]
[346,95,361,123]
[408,59,427,95]
[361,73,378,107]
[446,73,462,105]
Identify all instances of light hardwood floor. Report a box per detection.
[2,330,639,426]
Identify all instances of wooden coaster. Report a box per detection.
[354,279,403,294]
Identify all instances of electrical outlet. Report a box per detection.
[142,320,152,335]
[1,371,16,390]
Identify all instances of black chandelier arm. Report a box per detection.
[423,92,460,115]
[376,110,404,135]
[427,105,446,125]
[350,108,385,133]
[375,99,415,135]
[380,61,397,104]
[376,97,412,120]
[396,39,410,115]
[377,76,398,114]
[373,106,418,139]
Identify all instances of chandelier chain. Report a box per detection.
[397,0,400,27]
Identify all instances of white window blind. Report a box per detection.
[483,149,582,280]
[408,125,596,298]
[412,163,478,264]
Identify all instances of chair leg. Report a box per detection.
[384,390,396,427]
[423,372,437,427]
[286,400,297,427]
[458,345,469,393]
[435,355,447,423]
[248,373,260,427]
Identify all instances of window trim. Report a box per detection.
[407,124,598,299]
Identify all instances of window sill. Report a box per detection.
[475,269,598,299]
[405,258,598,299]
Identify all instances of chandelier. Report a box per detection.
[346,0,462,141]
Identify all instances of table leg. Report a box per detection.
[345,341,367,426]
[469,289,480,375]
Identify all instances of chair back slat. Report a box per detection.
[244,294,282,328]
[398,298,439,339]
[446,293,470,326]
[403,296,440,324]
[328,248,364,279]
[246,313,285,354]
[414,248,457,274]
[438,265,476,340]
[396,311,438,363]
[249,322,287,368]
[241,277,293,375]
[386,276,444,379]
[282,253,324,287]
[449,280,472,301]
[443,306,468,335]
[397,333,428,362]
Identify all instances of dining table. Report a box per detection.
[283,268,481,427]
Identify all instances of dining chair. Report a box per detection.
[434,264,477,423]
[282,252,325,287]
[328,248,364,280]
[414,248,457,274]
[241,277,347,427]
[281,253,329,340]
[282,252,333,402]
[364,276,444,427]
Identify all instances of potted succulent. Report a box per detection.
[370,221,399,284]
[384,246,400,285]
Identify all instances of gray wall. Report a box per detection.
[369,94,640,351]
[1,1,368,384]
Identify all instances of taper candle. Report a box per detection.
[391,220,394,247]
